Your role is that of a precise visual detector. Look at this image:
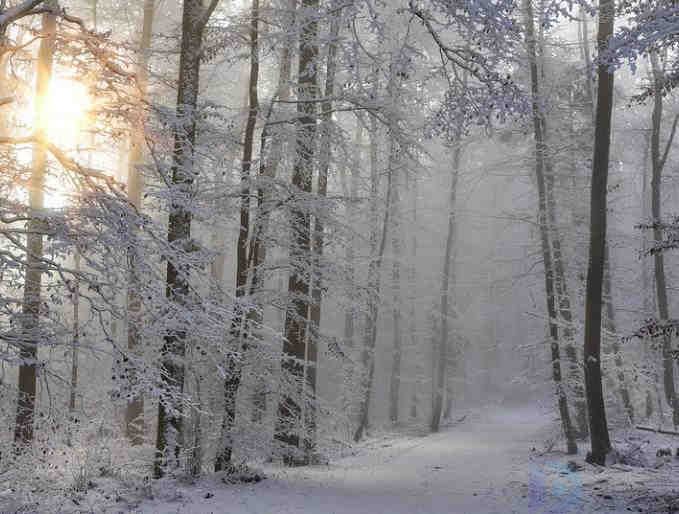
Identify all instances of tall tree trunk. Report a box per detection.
[650,51,679,427]
[275,0,319,463]
[353,114,387,442]
[125,0,155,447]
[551,212,588,437]
[67,252,80,447]
[304,6,341,456]
[547,112,589,438]
[385,51,406,427]
[545,88,588,437]
[338,120,360,419]
[14,11,56,448]
[248,0,294,299]
[579,8,633,426]
[388,149,402,425]
[214,0,260,472]
[523,0,577,454]
[583,0,614,465]
[245,1,296,428]
[154,0,216,478]
[407,173,420,420]
[640,130,658,420]
[431,143,461,433]
[602,245,634,422]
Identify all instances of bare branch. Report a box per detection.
[660,113,679,172]
[0,0,45,30]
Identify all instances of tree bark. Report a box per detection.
[583,0,614,465]
[124,0,155,447]
[431,144,461,433]
[14,11,56,448]
[67,252,80,447]
[247,0,295,300]
[579,6,633,427]
[407,172,420,420]
[154,0,216,478]
[214,0,260,472]
[304,6,341,456]
[388,145,402,425]
[602,245,634,422]
[523,0,577,454]
[650,51,679,427]
[275,0,319,463]
[353,114,387,442]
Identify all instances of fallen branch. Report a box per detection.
[636,426,679,436]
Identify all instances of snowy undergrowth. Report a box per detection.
[8,409,679,513]
[531,424,679,513]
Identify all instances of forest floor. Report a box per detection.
[8,406,679,513]
[131,406,679,514]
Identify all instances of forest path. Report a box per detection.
[142,406,593,513]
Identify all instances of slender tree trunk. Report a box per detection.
[431,144,461,433]
[579,8,633,426]
[303,7,341,456]
[248,2,294,299]
[338,121,360,419]
[388,151,402,425]
[154,0,216,478]
[244,2,296,428]
[650,51,679,427]
[580,8,596,128]
[551,221,588,437]
[14,11,56,448]
[66,252,80,447]
[407,173,420,420]
[523,0,577,454]
[275,0,319,463]
[353,115,387,442]
[537,8,590,439]
[640,131,657,420]
[214,0,260,472]
[384,52,406,427]
[602,245,634,422]
[125,0,155,447]
[583,0,614,465]
[545,96,587,437]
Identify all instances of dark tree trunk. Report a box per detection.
[14,11,56,449]
[579,6,633,427]
[583,0,614,465]
[523,0,577,454]
[215,0,260,472]
[154,0,216,478]
[542,28,589,441]
[245,1,295,426]
[248,0,295,299]
[650,51,679,427]
[275,0,319,463]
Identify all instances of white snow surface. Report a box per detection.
[11,406,679,513]
[134,407,625,514]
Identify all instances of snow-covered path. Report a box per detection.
[141,407,585,514]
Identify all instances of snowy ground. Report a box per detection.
[9,406,679,513]
[135,407,654,514]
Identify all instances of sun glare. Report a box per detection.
[42,77,91,148]
[22,77,93,209]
